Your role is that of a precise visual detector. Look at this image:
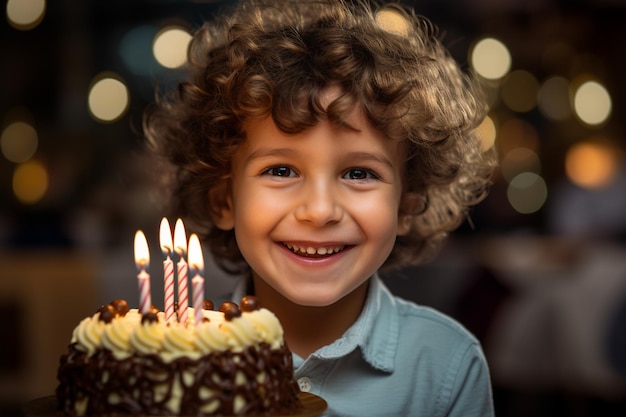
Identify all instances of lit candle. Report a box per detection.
[134,230,152,315]
[188,233,205,326]
[174,218,189,324]
[159,217,175,322]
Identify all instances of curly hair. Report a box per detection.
[144,0,496,274]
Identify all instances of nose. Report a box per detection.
[293,178,343,226]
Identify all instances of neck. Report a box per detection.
[251,277,370,358]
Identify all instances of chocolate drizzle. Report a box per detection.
[56,343,301,416]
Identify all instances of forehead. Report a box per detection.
[243,86,373,138]
[239,115,407,174]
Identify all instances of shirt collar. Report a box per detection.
[231,274,399,373]
[347,274,398,373]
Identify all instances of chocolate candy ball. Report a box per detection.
[240,295,260,312]
[218,301,237,313]
[141,312,159,324]
[202,299,215,311]
[98,304,116,323]
[219,302,242,321]
[110,299,129,316]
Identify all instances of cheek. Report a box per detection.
[353,196,400,238]
[232,186,284,232]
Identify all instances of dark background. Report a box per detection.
[1,0,626,416]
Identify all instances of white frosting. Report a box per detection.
[194,321,230,353]
[130,321,166,355]
[70,306,284,363]
[220,316,258,351]
[72,316,106,356]
[245,308,284,349]
[100,315,135,359]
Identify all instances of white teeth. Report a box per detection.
[284,243,345,255]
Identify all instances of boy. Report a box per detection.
[145,0,496,415]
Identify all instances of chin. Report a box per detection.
[292,299,337,308]
[282,289,347,308]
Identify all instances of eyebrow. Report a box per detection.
[245,147,394,167]
[343,151,395,170]
[244,147,298,164]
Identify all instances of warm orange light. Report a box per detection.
[174,218,187,256]
[12,160,48,204]
[159,217,173,256]
[134,230,150,269]
[565,141,617,189]
[188,233,204,272]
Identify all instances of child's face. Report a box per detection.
[215,108,409,307]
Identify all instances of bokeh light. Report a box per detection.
[538,76,572,121]
[496,118,540,154]
[573,80,612,126]
[565,139,618,189]
[500,70,539,113]
[12,160,48,204]
[507,172,548,214]
[87,74,130,123]
[501,147,541,183]
[153,26,192,69]
[470,37,512,80]
[6,0,46,30]
[1,121,38,163]
[375,8,410,36]
[474,116,497,152]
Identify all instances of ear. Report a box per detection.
[209,179,235,231]
[397,192,423,236]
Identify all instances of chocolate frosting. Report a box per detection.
[56,343,301,416]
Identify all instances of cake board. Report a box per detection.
[24,392,327,417]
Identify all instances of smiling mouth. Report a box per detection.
[283,243,347,257]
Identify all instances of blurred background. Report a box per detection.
[1,0,625,416]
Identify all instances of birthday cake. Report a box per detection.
[55,297,302,416]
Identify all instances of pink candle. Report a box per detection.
[174,218,189,324]
[188,234,205,326]
[159,218,175,322]
[134,230,152,315]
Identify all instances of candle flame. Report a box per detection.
[134,230,150,269]
[159,217,173,256]
[188,233,204,273]
[173,218,187,256]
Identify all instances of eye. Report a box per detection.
[263,166,297,178]
[343,168,380,181]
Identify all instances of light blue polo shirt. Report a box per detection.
[232,275,494,417]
